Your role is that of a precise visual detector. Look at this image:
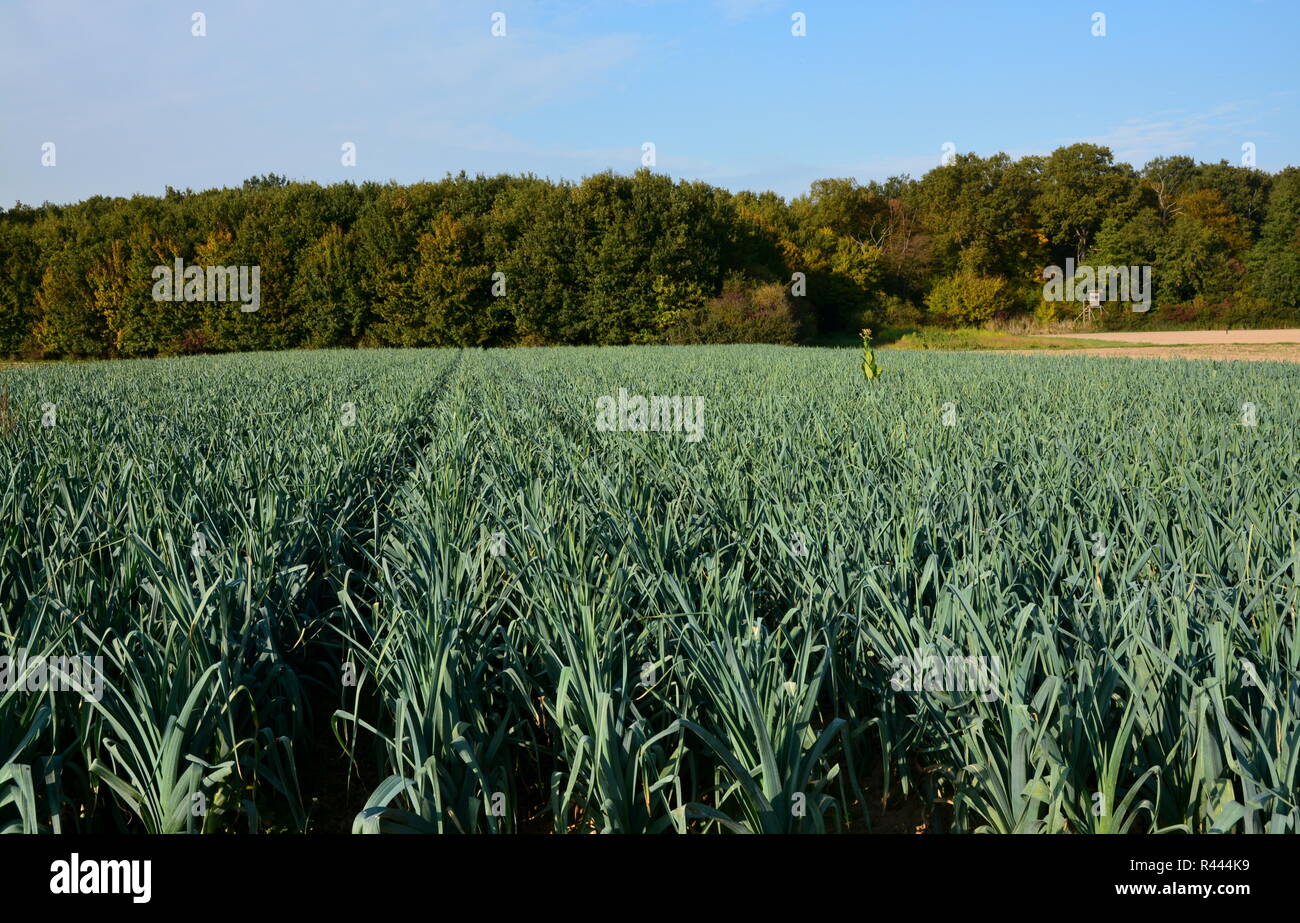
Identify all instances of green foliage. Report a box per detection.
[925,268,1010,324]
[2,346,1299,834]
[912,151,1046,281]
[0,349,462,831]
[1157,212,1242,302]
[0,218,42,357]
[665,275,804,344]
[4,152,1299,360]
[1035,143,1142,264]
[1247,167,1300,310]
[34,245,106,358]
[880,327,1140,350]
[293,224,363,348]
[860,327,882,379]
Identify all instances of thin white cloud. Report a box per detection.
[1067,98,1285,165]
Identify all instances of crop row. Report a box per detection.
[2,347,1296,832]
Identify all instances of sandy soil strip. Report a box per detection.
[1004,344,1300,363]
[1041,328,1300,345]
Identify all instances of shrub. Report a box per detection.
[667,275,806,344]
[159,328,218,356]
[878,293,924,328]
[925,269,1009,325]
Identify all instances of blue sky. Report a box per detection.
[2,0,1297,207]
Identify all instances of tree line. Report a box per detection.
[2,143,1298,359]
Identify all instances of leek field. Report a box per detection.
[1,346,1297,834]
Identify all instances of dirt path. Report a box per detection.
[1009,328,1300,363]
[1041,328,1300,345]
